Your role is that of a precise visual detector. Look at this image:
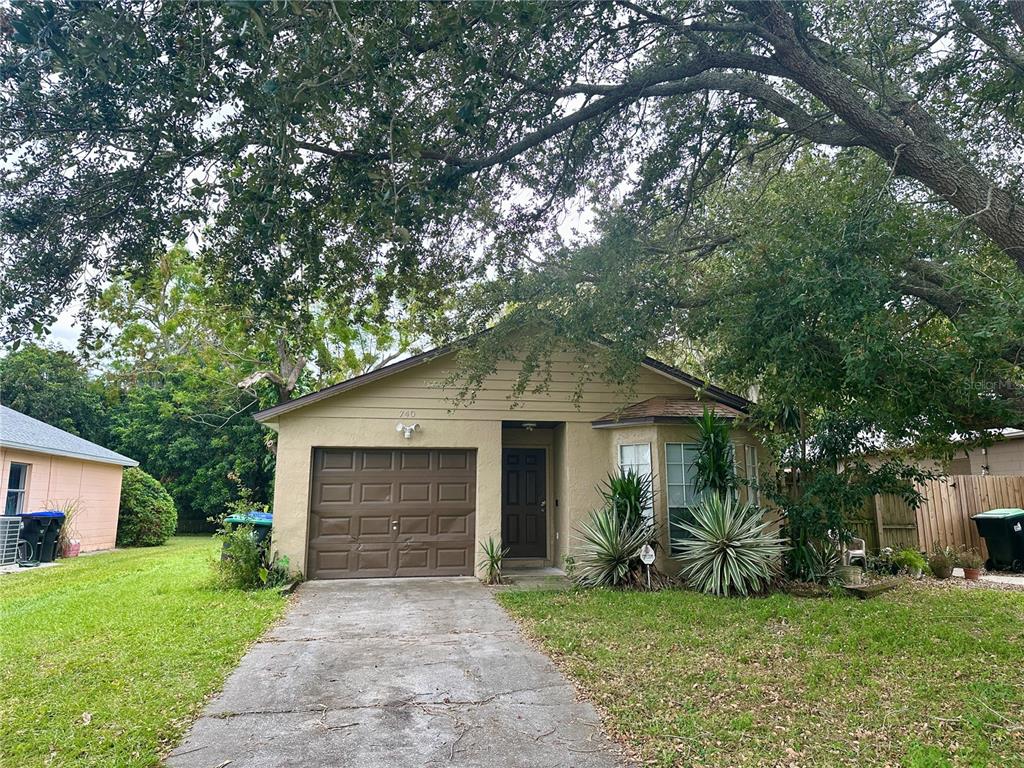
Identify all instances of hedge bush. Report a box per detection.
[116,467,177,547]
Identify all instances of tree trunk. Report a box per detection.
[753,1,1024,273]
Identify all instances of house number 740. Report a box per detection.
[399,409,416,418]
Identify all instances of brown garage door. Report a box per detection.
[308,448,476,579]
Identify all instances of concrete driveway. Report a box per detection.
[166,578,623,768]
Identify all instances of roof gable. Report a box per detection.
[253,339,749,423]
[0,406,138,467]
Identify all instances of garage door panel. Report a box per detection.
[357,483,391,503]
[309,448,476,579]
[316,515,352,537]
[356,547,392,573]
[436,547,471,569]
[438,451,469,470]
[397,547,429,570]
[400,451,431,470]
[321,450,355,470]
[319,483,353,503]
[356,515,393,537]
[398,515,430,535]
[399,482,431,502]
[313,548,350,574]
[361,451,394,470]
[437,514,470,535]
[438,482,469,502]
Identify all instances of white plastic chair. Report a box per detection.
[844,537,867,567]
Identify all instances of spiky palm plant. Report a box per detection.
[693,406,736,500]
[674,495,786,596]
[478,537,508,585]
[574,507,654,588]
[598,469,653,533]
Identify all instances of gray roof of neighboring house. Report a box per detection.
[0,405,138,467]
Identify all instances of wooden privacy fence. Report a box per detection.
[852,475,1024,556]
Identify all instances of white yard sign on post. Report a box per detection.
[640,544,655,590]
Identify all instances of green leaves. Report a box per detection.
[116,467,177,547]
[597,469,653,534]
[674,495,787,597]
[574,506,655,588]
[477,536,508,585]
[693,406,736,501]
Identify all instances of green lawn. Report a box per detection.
[499,584,1024,768]
[0,537,286,768]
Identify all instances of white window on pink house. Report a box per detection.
[5,462,29,516]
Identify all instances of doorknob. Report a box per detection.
[391,520,399,530]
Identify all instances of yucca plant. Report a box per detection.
[786,534,845,585]
[574,507,654,588]
[478,537,508,585]
[693,406,736,500]
[597,469,653,533]
[674,495,786,596]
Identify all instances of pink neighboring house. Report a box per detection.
[0,405,138,552]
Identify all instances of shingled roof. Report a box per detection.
[0,406,138,467]
[592,396,745,428]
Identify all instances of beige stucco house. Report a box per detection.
[1,405,138,552]
[255,342,760,580]
[948,429,1024,476]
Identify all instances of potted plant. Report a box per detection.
[958,547,985,581]
[892,548,927,579]
[927,545,955,580]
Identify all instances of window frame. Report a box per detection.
[665,442,704,554]
[4,462,30,516]
[665,442,744,552]
[617,442,654,524]
[744,444,760,505]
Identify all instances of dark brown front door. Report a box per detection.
[308,448,476,579]
[502,448,546,559]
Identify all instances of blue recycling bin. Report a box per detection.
[18,510,66,563]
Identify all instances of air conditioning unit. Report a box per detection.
[0,517,20,566]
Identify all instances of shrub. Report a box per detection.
[116,467,177,547]
[47,498,81,554]
[575,507,654,588]
[789,538,844,586]
[788,537,839,584]
[957,547,985,570]
[597,469,653,533]
[213,524,292,590]
[892,548,927,575]
[674,495,786,596]
[478,537,508,585]
[927,544,956,579]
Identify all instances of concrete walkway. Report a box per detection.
[951,567,1024,587]
[166,578,622,768]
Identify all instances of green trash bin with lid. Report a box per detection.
[972,508,1024,572]
[221,511,273,559]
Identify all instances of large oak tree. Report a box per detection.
[3,2,1023,332]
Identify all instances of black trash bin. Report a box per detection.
[18,511,65,563]
[972,508,1024,572]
